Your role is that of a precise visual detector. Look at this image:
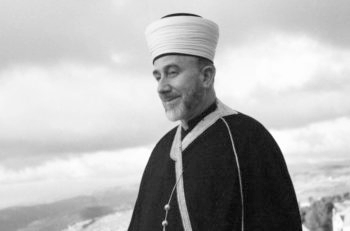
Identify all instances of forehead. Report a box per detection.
[153,55,198,70]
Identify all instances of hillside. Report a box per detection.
[0,186,137,231]
[2,159,350,231]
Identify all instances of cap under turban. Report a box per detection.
[145,14,219,63]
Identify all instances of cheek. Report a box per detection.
[186,77,202,92]
[172,72,202,94]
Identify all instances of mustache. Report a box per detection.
[159,93,180,102]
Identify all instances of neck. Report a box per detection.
[181,96,216,130]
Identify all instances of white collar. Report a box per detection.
[170,99,237,161]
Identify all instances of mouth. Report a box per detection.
[163,96,179,102]
[160,95,181,105]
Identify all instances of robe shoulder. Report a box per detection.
[223,112,286,166]
[137,126,178,193]
[128,113,302,231]
[127,126,179,231]
[147,126,177,166]
[222,113,302,230]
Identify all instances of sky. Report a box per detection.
[0,0,349,209]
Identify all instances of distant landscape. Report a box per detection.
[0,186,137,231]
[1,158,350,231]
[289,159,350,203]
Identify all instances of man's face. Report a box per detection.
[153,55,206,122]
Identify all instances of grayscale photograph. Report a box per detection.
[0,0,349,231]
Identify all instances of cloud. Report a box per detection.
[1,32,349,165]
[0,0,150,69]
[271,116,350,164]
[0,147,149,184]
[0,63,173,162]
[130,0,350,50]
[215,33,350,129]
[209,0,350,49]
[0,146,150,208]
[1,0,349,70]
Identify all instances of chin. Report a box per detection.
[165,106,186,122]
[165,110,181,121]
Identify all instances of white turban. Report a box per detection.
[145,15,219,63]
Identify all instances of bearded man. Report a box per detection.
[127,13,302,231]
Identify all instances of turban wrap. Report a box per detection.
[145,14,219,63]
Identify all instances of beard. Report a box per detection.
[164,83,205,122]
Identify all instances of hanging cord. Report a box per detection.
[220,117,245,231]
[162,170,184,231]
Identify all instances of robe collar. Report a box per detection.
[169,99,237,230]
[171,99,237,161]
[181,102,217,140]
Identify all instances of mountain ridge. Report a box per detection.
[0,185,137,231]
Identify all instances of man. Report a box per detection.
[128,13,302,231]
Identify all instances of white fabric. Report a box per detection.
[145,16,219,62]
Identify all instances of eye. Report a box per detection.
[153,71,161,81]
[167,68,179,77]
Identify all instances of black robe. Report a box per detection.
[128,113,302,231]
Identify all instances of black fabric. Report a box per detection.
[161,13,202,19]
[128,113,302,231]
[152,53,214,65]
[181,102,217,139]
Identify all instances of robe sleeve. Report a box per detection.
[241,121,302,231]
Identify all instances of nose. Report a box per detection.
[157,77,171,94]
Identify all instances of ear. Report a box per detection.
[200,65,216,88]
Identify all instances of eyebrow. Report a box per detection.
[153,64,180,75]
